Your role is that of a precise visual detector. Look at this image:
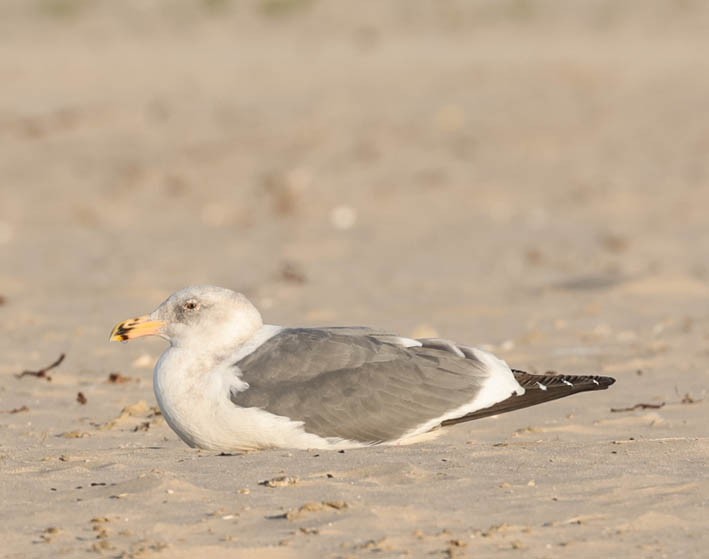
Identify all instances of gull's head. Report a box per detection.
[110,285,263,351]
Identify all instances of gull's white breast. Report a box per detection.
[152,343,360,451]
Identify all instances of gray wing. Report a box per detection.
[230,328,496,444]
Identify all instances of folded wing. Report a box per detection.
[230,328,614,445]
[230,328,519,444]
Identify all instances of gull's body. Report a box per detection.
[110,286,615,451]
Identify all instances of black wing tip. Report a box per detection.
[512,369,616,391]
[441,370,616,427]
[583,374,616,389]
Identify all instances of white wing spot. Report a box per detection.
[592,379,600,385]
[231,366,250,393]
[537,382,548,391]
[396,337,423,348]
[562,379,574,387]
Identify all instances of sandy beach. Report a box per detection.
[1,1,708,557]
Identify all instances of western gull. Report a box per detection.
[109,285,615,451]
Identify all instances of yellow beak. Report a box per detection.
[110,315,166,342]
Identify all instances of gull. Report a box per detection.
[110,285,615,451]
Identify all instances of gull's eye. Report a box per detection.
[182,300,199,311]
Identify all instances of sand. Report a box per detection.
[1,1,708,557]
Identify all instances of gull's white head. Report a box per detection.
[110,285,263,353]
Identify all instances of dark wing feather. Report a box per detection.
[231,329,496,444]
[441,369,615,426]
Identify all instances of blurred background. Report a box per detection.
[2,0,709,385]
[2,3,709,556]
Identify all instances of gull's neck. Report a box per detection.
[165,323,284,372]
[228,324,284,364]
[167,302,266,358]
